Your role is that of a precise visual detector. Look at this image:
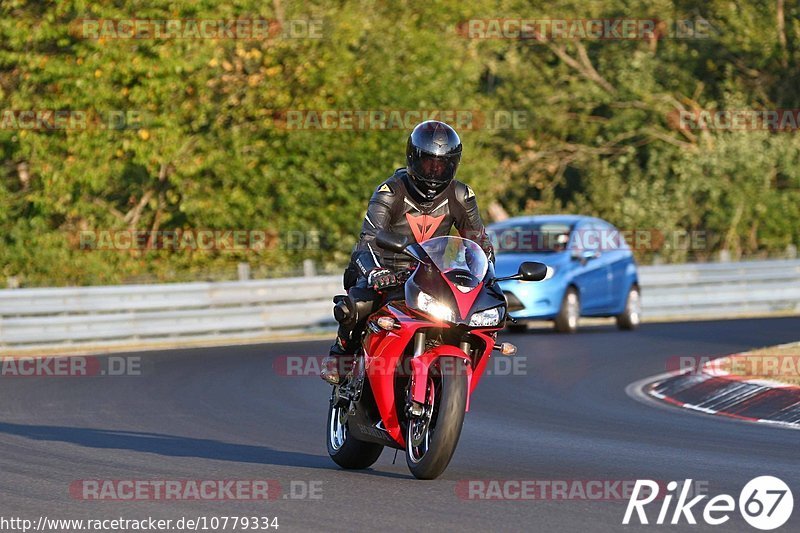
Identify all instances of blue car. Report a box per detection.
[488,215,640,333]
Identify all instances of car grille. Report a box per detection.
[504,291,525,312]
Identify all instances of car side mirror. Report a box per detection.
[375,231,411,254]
[571,249,600,261]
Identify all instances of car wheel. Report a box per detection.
[616,286,641,330]
[554,287,579,333]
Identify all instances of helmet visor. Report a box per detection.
[411,152,460,187]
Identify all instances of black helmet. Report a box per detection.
[406,120,462,200]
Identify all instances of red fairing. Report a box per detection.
[410,345,473,410]
[363,305,440,445]
[467,328,501,393]
[363,303,502,446]
[442,275,483,321]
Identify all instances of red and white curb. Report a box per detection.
[627,359,800,430]
[646,387,800,429]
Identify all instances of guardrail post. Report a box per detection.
[237,263,251,281]
[303,259,316,277]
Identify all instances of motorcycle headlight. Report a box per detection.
[417,291,455,322]
[469,307,501,327]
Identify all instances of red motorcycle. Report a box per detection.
[326,232,551,479]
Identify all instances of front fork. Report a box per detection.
[407,331,473,417]
[408,331,428,417]
[414,331,474,357]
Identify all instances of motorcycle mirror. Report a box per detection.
[490,261,552,285]
[518,261,549,281]
[375,230,412,254]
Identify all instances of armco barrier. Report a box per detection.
[0,276,343,351]
[0,259,798,351]
[639,258,800,317]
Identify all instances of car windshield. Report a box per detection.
[489,223,573,254]
[419,236,488,284]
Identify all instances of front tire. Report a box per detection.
[405,358,468,480]
[326,394,383,469]
[554,287,580,333]
[616,286,641,330]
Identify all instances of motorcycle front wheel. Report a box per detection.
[405,357,468,480]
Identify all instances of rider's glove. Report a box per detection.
[367,268,397,292]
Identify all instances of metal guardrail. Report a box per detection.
[0,276,344,350]
[639,258,800,317]
[0,259,798,351]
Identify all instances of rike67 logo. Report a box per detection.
[623,477,793,530]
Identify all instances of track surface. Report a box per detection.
[1,317,798,532]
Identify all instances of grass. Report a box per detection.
[708,342,800,387]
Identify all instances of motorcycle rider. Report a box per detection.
[321,120,495,384]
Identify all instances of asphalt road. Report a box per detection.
[1,317,798,532]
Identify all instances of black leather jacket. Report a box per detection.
[352,168,495,279]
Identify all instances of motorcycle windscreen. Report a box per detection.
[418,236,488,290]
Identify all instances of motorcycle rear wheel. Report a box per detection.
[326,395,384,469]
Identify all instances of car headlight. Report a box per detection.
[469,307,501,327]
[417,291,455,322]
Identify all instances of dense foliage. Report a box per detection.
[1,0,798,286]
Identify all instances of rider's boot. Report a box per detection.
[320,336,356,385]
